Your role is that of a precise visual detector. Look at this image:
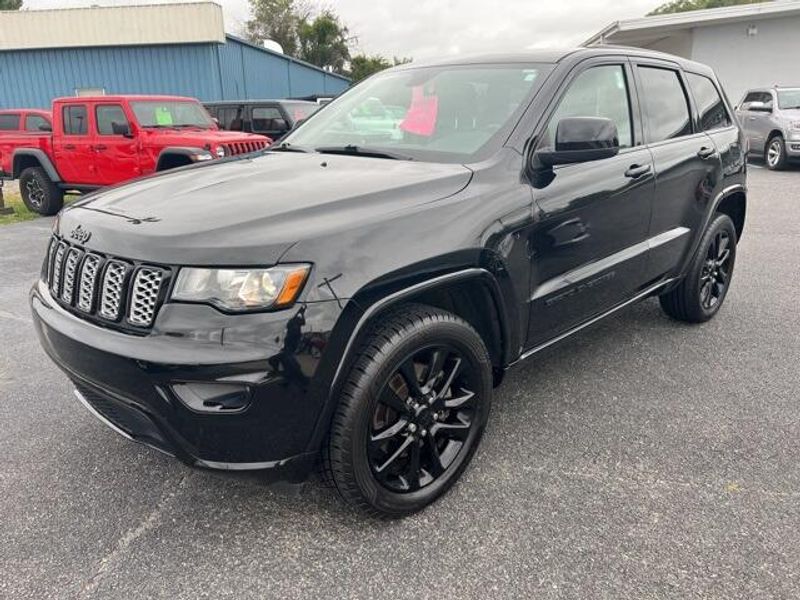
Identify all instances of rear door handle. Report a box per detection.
[94,144,108,151]
[624,163,651,178]
[697,146,717,159]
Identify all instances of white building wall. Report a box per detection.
[689,17,800,103]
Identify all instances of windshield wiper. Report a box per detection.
[315,145,414,161]
[269,142,312,153]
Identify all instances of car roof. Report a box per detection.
[204,99,317,105]
[0,108,50,115]
[389,46,717,77]
[52,95,199,103]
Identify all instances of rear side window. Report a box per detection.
[687,74,731,131]
[0,113,20,131]
[63,105,88,135]
[96,105,130,135]
[545,65,634,149]
[637,66,692,143]
[252,107,288,134]
[25,115,50,132]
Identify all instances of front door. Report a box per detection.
[93,103,139,186]
[53,103,96,184]
[527,60,655,347]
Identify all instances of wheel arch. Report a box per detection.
[716,188,746,242]
[303,261,520,456]
[12,149,61,182]
[155,147,205,171]
[765,129,784,149]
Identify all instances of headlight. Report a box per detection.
[192,151,214,162]
[215,145,226,158]
[171,264,311,311]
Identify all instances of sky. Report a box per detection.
[22,0,667,58]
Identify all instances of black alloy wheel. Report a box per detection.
[324,304,492,518]
[699,228,732,311]
[659,212,737,323]
[368,344,478,493]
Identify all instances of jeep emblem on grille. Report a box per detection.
[69,225,92,244]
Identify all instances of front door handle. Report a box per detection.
[624,163,651,179]
[697,146,717,159]
[64,144,76,150]
[93,144,108,151]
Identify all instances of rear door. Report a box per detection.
[53,103,96,184]
[526,58,655,346]
[93,103,139,185]
[632,60,722,280]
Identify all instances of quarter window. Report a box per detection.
[63,105,88,135]
[96,105,130,135]
[25,115,50,132]
[687,74,731,131]
[0,113,20,131]
[637,67,692,143]
[546,65,633,148]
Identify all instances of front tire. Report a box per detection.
[324,304,493,518]
[765,135,787,170]
[19,166,63,216]
[659,213,737,323]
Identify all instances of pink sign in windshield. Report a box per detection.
[400,86,438,137]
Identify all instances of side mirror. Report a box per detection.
[38,123,52,132]
[111,121,133,137]
[536,117,619,168]
[747,101,772,113]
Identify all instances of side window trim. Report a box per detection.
[533,56,643,154]
[684,71,734,132]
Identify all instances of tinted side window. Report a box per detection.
[637,66,692,143]
[217,107,242,130]
[0,114,20,131]
[25,115,50,132]
[687,73,731,131]
[252,107,288,134]
[63,105,88,135]
[96,105,130,135]
[546,65,633,148]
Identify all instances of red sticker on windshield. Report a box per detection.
[400,86,438,136]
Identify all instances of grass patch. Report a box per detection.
[0,191,37,226]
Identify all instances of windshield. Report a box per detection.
[282,63,551,162]
[281,101,320,123]
[777,89,800,109]
[130,100,214,128]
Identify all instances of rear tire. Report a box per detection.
[659,213,737,323]
[324,304,492,518]
[765,135,787,171]
[19,167,63,216]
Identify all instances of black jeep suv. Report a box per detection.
[32,47,746,518]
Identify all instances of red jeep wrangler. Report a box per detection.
[0,95,270,215]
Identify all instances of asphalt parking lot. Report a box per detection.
[1,165,798,599]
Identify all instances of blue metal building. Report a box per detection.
[0,4,350,109]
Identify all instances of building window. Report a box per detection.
[637,66,692,143]
[63,105,89,135]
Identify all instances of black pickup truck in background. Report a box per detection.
[205,99,319,141]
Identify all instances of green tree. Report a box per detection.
[0,0,23,9]
[349,55,411,82]
[649,0,769,16]
[245,0,309,57]
[297,11,352,73]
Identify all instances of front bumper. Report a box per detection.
[31,280,342,481]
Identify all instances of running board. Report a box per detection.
[512,277,677,365]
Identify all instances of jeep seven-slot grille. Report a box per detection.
[44,236,168,329]
[223,140,268,156]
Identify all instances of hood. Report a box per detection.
[58,152,473,266]
[140,128,269,143]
